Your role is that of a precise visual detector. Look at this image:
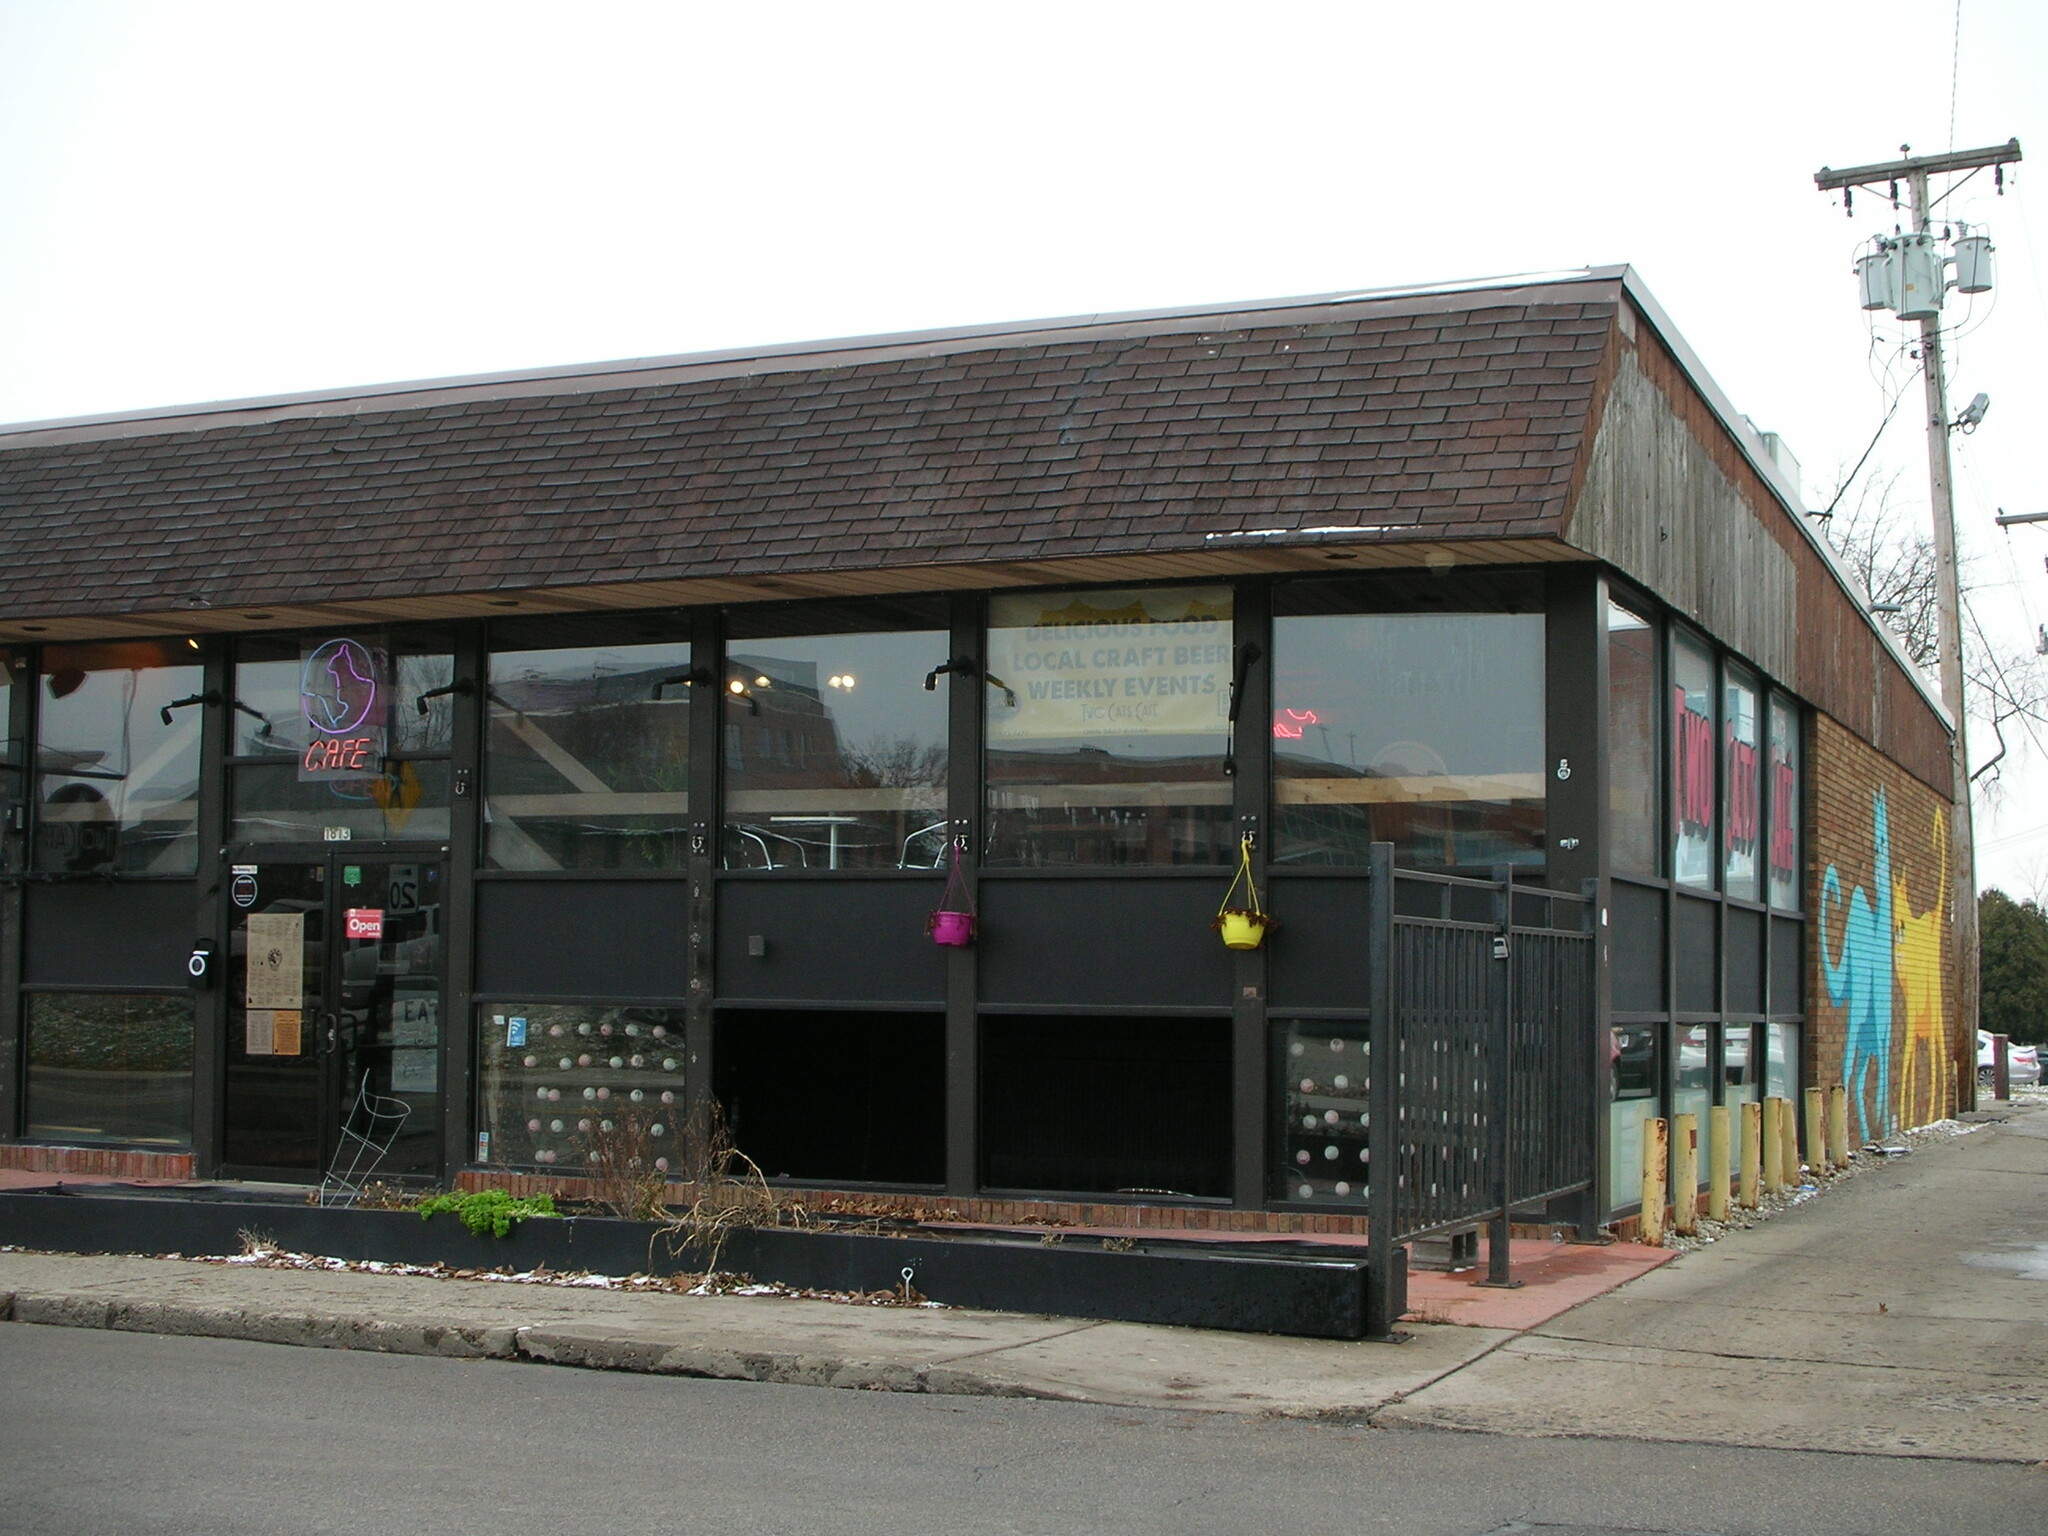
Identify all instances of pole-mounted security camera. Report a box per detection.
[1954,392,1990,432]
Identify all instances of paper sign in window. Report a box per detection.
[271,1010,303,1056]
[246,1010,276,1056]
[245,912,304,1009]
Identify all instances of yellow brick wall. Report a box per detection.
[1808,713,1963,1141]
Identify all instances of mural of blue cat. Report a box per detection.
[1819,789,1894,1144]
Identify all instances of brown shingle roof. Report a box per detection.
[0,279,1620,627]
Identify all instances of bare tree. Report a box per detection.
[1817,468,2048,796]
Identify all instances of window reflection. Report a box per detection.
[721,628,947,870]
[1607,602,1659,875]
[1767,694,1801,909]
[984,586,1233,867]
[486,632,692,870]
[1724,665,1761,900]
[34,640,203,873]
[1609,1024,1660,1210]
[1273,607,1543,869]
[26,993,194,1145]
[1671,630,1716,889]
[230,633,454,844]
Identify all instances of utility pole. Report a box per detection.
[1816,139,2022,1110]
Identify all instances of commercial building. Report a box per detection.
[0,268,1964,1228]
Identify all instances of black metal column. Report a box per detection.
[1364,840,1406,1339]
[189,639,230,1174]
[439,621,485,1180]
[1546,565,1612,1236]
[943,592,983,1200]
[1480,863,1520,1287]
[0,648,31,1139]
[1230,581,1271,1209]
[685,607,724,1141]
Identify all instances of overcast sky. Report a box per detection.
[3,0,2045,891]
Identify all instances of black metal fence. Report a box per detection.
[1364,844,1595,1336]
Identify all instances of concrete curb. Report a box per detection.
[0,1282,1068,1401]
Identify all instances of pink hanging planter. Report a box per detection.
[928,841,977,948]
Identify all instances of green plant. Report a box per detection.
[418,1188,558,1238]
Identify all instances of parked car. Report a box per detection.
[1978,1030,2043,1088]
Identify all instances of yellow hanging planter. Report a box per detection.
[1212,835,1274,951]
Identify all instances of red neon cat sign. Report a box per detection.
[1272,709,1320,739]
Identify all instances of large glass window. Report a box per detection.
[722,604,948,870]
[230,632,455,843]
[1609,1024,1661,1210]
[34,640,203,873]
[984,585,1233,867]
[475,1003,685,1169]
[486,619,692,870]
[1670,629,1716,889]
[1723,1024,1758,1113]
[1273,585,1543,870]
[25,993,194,1145]
[1767,694,1802,909]
[1723,664,1761,900]
[1607,601,1659,875]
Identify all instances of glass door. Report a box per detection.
[222,851,445,1181]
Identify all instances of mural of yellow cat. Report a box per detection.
[1893,808,1951,1126]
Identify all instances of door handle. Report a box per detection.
[320,1013,339,1052]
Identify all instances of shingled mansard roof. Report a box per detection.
[0,266,1946,752]
[0,270,1631,632]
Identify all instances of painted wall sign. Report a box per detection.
[344,907,385,941]
[300,637,386,782]
[244,911,304,1009]
[986,587,1232,741]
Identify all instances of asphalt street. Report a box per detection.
[2,1323,2041,1536]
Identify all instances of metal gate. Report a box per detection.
[1364,844,1596,1336]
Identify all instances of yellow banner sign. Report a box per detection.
[986,587,1233,741]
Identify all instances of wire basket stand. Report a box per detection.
[318,1071,412,1208]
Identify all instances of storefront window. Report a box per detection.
[34,640,203,873]
[1764,1022,1800,1103]
[230,633,454,843]
[1273,596,1543,870]
[721,609,947,870]
[1609,1024,1660,1210]
[1767,694,1802,909]
[486,621,692,870]
[1672,1024,1712,1182]
[1723,1024,1758,1112]
[1607,601,1659,875]
[25,993,194,1145]
[1275,1021,1370,1205]
[1,649,21,873]
[984,586,1233,867]
[1670,629,1716,889]
[474,1003,686,1169]
[1724,665,1761,900]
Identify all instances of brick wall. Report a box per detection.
[0,1144,196,1180]
[1808,712,1963,1141]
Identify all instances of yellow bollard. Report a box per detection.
[1740,1100,1762,1208]
[1779,1091,1801,1186]
[1707,1104,1731,1222]
[1827,1083,1849,1168]
[1762,1096,1785,1193]
[1671,1112,1699,1236]
[1803,1087,1826,1180]
[1639,1116,1669,1244]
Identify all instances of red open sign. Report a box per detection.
[344,908,384,941]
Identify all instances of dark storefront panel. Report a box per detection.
[24,881,194,989]
[1771,916,1805,1014]
[714,1008,944,1186]
[1609,880,1665,1014]
[474,1003,687,1170]
[975,879,1233,1010]
[980,1014,1231,1198]
[1674,895,1718,1013]
[1265,878,1369,1010]
[1726,906,1765,1015]
[25,993,193,1146]
[716,878,946,1006]
[474,880,688,999]
[1273,1018,1370,1204]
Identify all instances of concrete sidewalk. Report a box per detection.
[3,1098,2043,1460]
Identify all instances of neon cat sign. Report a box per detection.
[300,638,384,782]
[1272,708,1321,739]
